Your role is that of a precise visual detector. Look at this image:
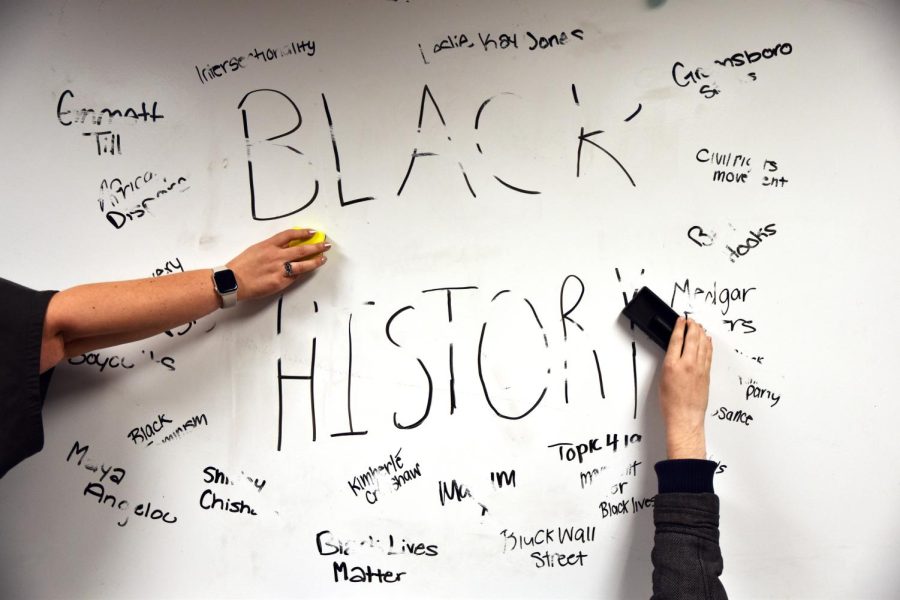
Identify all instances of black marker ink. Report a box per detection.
[560,275,586,340]
[593,349,606,399]
[477,297,549,420]
[421,286,478,323]
[386,306,415,347]
[624,104,642,122]
[385,305,435,429]
[475,93,541,195]
[393,359,434,429]
[238,89,318,220]
[449,343,457,414]
[322,93,375,206]
[331,314,368,437]
[576,127,636,186]
[276,338,317,447]
[277,296,283,335]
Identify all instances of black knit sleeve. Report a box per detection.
[0,277,57,478]
[651,461,727,599]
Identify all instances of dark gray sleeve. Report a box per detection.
[651,492,727,600]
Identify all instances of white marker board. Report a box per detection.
[1,0,899,597]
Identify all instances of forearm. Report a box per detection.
[38,230,331,373]
[659,316,711,461]
[64,327,184,358]
[45,270,220,353]
[666,422,706,460]
[651,318,725,597]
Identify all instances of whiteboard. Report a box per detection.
[1,0,899,598]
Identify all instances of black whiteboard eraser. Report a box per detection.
[621,286,680,351]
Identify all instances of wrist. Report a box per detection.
[224,262,249,301]
[211,266,239,308]
[665,427,706,460]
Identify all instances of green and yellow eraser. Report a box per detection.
[288,228,326,247]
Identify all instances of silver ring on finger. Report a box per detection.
[283,261,295,278]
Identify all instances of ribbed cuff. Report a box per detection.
[655,459,716,494]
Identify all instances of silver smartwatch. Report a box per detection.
[212,266,238,308]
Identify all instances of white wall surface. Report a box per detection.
[1,1,898,597]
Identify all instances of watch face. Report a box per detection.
[214,269,238,293]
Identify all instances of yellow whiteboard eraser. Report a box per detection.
[288,229,326,247]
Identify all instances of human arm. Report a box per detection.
[650,317,727,599]
[658,317,711,460]
[39,228,330,372]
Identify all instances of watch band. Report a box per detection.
[212,266,238,308]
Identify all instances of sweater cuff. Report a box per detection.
[655,459,716,494]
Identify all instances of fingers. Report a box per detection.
[697,330,711,370]
[273,230,331,282]
[284,254,327,278]
[271,228,316,247]
[665,316,686,362]
[705,334,713,371]
[283,241,331,263]
[225,229,332,301]
[682,317,701,360]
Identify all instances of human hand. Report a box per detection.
[226,229,331,301]
[658,317,713,460]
